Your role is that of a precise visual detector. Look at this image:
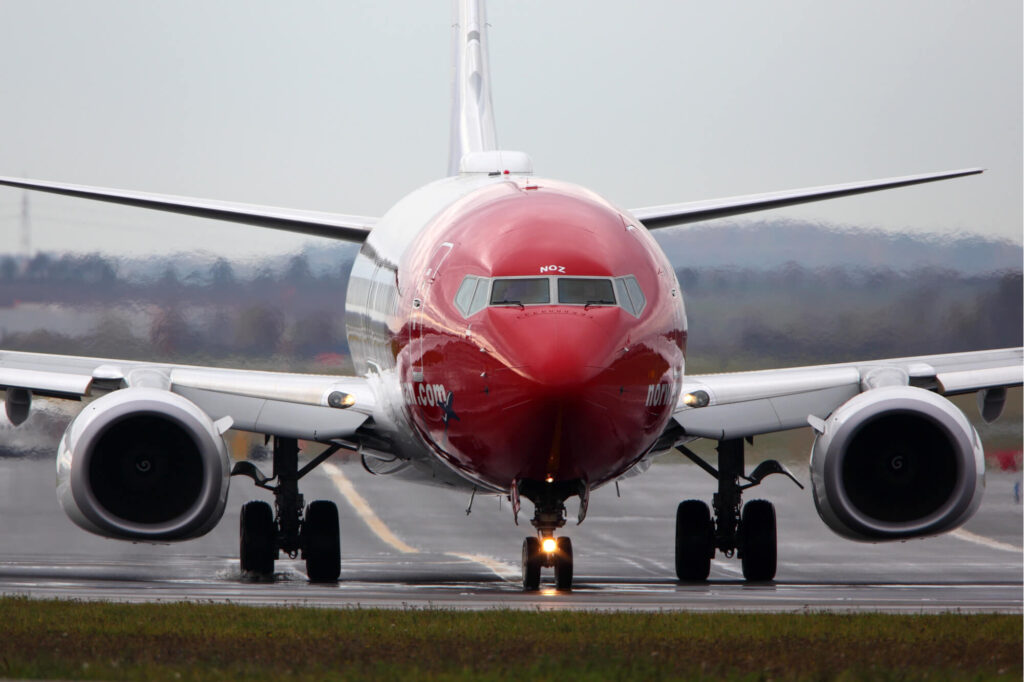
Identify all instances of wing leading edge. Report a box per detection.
[0,175,376,243]
[672,347,1023,441]
[0,350,375,442]
[630,168,984,230]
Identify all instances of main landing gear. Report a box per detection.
[675,438,802,582]
[232,437,343,582]
[516,479,583,590]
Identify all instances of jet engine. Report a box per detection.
[810,385,984,541]
[56,387,231,541]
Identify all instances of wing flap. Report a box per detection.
[0,175,376,243]
[630,168,983,230]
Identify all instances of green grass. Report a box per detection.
[0,598,1019,681]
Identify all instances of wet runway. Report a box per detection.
[0,450,1020,612]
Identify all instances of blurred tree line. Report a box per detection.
[0,253,353,371]
[679,264,1022,371]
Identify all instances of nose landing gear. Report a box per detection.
[675,438,801,582]
[516,479,582,590]
[521,534,574,590]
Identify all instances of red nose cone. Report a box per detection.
[401,181,685,492]
[468,306,655,483]
[488,308,623,390]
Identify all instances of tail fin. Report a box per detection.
[448,0,498,175]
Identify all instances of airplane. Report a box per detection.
[0,0,1020,590]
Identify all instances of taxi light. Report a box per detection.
[682,390,710,408]
[328,391,356,409]
[541,538,557,553]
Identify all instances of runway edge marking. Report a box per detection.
[950,528,1023,554]
[322,462,520,582]
[447,553,520,582]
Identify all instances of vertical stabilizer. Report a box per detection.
[448,0,498,175]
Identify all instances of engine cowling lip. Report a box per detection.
[66,388,229,540]
[818,387,980,540]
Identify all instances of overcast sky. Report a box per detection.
[0,1,1020,258]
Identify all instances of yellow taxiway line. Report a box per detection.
[321,461,520,581]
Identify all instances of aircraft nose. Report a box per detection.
[428,306,678,488]
[489,309,624,391]
[474,308,653,482]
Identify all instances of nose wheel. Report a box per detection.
[515,478,584,590]
[521,534,574,590]
[521,537,542,590]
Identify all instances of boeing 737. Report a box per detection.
[0,1,1020,589]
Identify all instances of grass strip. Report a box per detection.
[0,597,1019,681]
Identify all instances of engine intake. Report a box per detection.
[57,388,231,541]
[810,386,984,541]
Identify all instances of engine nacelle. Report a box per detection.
[810,385,984,541]
[56,388,231,541]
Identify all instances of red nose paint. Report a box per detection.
[398,180,686,491]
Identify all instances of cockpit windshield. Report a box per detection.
[454,274,646,318]
[557,278,616,305]
[490,278,550,305]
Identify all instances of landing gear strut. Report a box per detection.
[517,479,582,590]
[675,438,801,582]
[233,437,344,582]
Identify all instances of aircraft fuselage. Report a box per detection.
[346,174,687,494]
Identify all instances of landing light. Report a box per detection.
[328,391,356,409]
[682,390,710,408]
[541,538,557,554]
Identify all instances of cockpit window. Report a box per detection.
[557,278,615,305]
[455,274,646,317]
[454,275,485,317]
[469,277,490,314]
[490,278,551,305]
[617,275,647,316]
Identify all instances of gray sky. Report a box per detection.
[0,1,1020,258]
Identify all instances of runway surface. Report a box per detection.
[0,449,1020,612]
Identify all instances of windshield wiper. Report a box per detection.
[493,299,525,309]
[584,300,615,309]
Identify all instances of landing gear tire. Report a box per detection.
[303,500,341,583]
[240,500,276,577]
[522,537,542,591]
[554,536,574,590]
[740,499,776,582]
[675,499,713,582]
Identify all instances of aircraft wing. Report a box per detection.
[630,168,983,230]
[0,175,376,243]
[0,350,375,441]
[672,347,1022,441]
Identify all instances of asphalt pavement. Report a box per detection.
[0,447,1020,612]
